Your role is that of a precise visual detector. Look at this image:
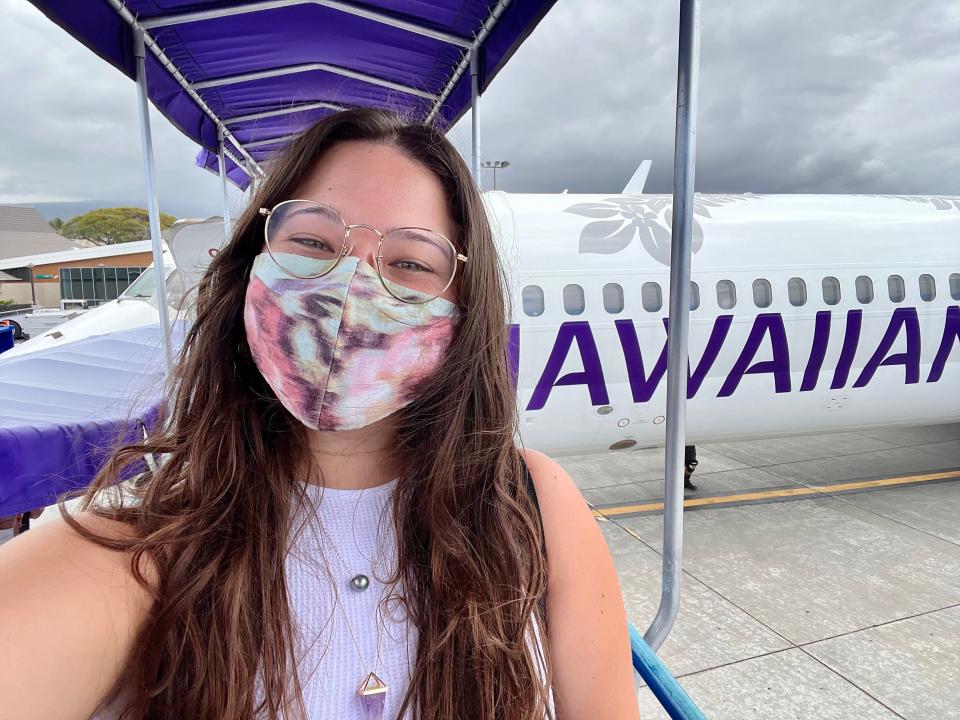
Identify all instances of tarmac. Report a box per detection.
[559,422,960,720]
[3,422,958,718]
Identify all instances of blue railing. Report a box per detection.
[629,622,706,720]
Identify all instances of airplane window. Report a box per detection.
[716,280,737,310]
[855,275,874,304]
[788,277,807,307]
[822,277,841,306]
[888,275,905,303]
[641,282,662,312]
[951,273,960,301]
[752,279,772,308]
[602,283,624,314]
[563,283,585,315]
[522,285,544,317]
[690,281,700,311]
[919,274,936,302]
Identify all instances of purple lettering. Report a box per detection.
[527,321,609,411]
[927,306,960,383]
[800,311,831,392]
[616,315,733,402]
[853,307,920,387]
[615,319,667,403]
[831,309,862,389]
[508,323,520,393]
[718,313,791,397]
[685,315,734,398]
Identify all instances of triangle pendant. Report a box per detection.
[358,672,388,720]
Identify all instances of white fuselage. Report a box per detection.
[489,192,960,455]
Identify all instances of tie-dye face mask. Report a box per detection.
[243,252,459,431]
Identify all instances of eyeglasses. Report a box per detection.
[258,199,468,304]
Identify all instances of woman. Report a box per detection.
[0,109,638,720]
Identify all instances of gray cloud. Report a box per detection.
[0,0,245,217]
[449,0,960,195]
[1,0,958,217]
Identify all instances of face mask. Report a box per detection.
[243,252,459,431]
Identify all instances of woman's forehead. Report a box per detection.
[294,141,456,239]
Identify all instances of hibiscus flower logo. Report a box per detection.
[564,194,757,266]
[862,194,960,211]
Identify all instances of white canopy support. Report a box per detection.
[223,100,347,125]
[644,0,701,652]
[470,50,481,189]
[247,160,258,198]
[133,28,174,380]
[218,128,233,240]
[424,0,511,124]
[243,133,300,149]
[104,0,263,178]
[139,0,473,48]
[192,63,438,101]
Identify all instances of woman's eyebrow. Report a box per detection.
[288,204,340,220]
[295,200,444,238]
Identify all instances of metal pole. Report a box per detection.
[246,160,258,198]
[218,127,233,239]
[470,50,482,189]
[644,0,700,652]
[134,29,174,378]
[26,263,36,305]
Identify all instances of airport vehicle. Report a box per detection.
[0,300,90,340]
[0,250,183,359]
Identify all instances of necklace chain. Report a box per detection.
[316,499,392,680]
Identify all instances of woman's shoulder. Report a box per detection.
[515,449,640,717]
[517,447,590,525]
[516,448,604,569]
[0,511,157,719]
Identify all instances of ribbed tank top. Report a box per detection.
[89,477,554,719]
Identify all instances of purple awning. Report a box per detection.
[0,323,187,516]
[28,0,558,189]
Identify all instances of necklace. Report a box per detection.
[318,503,392,720]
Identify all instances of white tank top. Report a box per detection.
[90,478,554,719]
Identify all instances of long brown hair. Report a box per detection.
[62,108,552,719]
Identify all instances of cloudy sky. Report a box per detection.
[1,0,958,219]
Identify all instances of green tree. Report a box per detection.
[48,217,64,233]
[61,207,177,245]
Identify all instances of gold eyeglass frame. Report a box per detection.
[258,199,468,305]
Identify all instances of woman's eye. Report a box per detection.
[292,236,333,251]
[393,259,432,273]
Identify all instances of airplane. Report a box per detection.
[3,179,959,476]
[491,189,960,456]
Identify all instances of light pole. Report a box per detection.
[25,262,36,306]
[480,160,510,190]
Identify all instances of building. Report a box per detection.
[0,242,156,308]
[0,205,80,259]
[0,205,157,308]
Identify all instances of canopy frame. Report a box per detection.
[134,28,174,378]
[103,0,265,181]
[223,101,348,125]
[192,62,440,100]
[426,0,513,124]
[138,0,475,49]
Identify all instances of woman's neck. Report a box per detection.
[304,413,400,490]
